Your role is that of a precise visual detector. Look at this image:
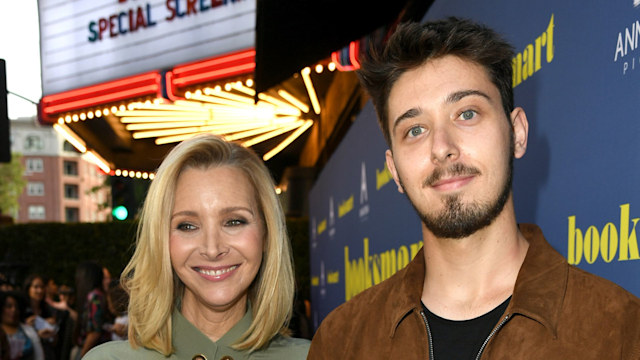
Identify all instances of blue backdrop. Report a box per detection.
[309,0,640,329]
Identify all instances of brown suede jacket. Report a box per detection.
[308,224,640,359]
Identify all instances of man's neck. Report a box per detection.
[420,204,529,320]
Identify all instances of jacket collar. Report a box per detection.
[389,224,568,338]
[388,245,426,337]
[507,224,567,338]
[171,304,252,358]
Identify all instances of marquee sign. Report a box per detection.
[38,0,255,95]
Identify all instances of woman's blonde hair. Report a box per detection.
[122,134,295,355]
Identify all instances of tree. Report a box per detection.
[0,153,26,218]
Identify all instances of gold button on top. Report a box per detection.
[220,356,234,360]
[192,355,207,360]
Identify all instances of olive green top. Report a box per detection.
[83,308,310,360]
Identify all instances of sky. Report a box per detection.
[0,2,42,120]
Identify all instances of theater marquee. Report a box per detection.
[38,0,255,95]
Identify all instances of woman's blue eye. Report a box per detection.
[460,110,476,120]
[408,126,425,138]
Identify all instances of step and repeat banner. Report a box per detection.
[309,0,640,329]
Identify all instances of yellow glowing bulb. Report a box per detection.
[88,112,94,119]
[246,79,254,87]
[142,173,149,179]
[103,108,109,115]
[96,110,102,117]
[149,173,155,180]
[72,114,79,122]
[328,62,336,71]
[315,64,323,73]
[80,113,87,120]
[58,117,64,124]
[224,83,232,91]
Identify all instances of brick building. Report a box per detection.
[10,116,110,223]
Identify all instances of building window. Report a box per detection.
[64,184,79,199]
[63,161,78,176]
[24,135,44,151]
[26,158,44,173]
[65,207,79,222]
[28,205,46,220]
[63,141,81,153]
[27,182,44,196]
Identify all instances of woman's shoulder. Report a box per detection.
[83,340,169,360]
[257,335,310,359]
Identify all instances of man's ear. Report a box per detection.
[511,107,529,159]
[385,149,404,194]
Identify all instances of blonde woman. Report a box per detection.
[85,134,309,359]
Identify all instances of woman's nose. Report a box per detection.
[199,229,230,259]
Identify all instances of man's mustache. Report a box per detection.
[423,163,481,188]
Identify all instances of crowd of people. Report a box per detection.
[0,263,130,360]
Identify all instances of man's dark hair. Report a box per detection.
[357,17,515,146]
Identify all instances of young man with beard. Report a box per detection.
[307,18,640,359]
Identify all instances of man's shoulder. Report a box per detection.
[567,264,640,309]
[521,223,640,309]
[308,261,423,359]
[319,263,411,330]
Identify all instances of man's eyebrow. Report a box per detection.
[392,107,422,135]
[445,89,491,104]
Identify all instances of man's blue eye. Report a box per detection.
[460,110,476,120]
[408,126,425,137]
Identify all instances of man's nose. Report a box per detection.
[430,125,460,164]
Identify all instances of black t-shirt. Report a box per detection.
[421,296,511,360]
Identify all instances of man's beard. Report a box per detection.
[401,141,514,239]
